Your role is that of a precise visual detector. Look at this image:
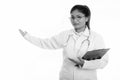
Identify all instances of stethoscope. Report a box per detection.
[65,28,91,57]
[71,29,90,80]
[64,29,91,80]
[76,29,90,57]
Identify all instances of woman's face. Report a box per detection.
[70,10,88,30]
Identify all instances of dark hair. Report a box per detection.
[70,5,91,30]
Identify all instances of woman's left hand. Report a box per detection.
[77,57,85,67]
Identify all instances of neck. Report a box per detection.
[75,26,86,33]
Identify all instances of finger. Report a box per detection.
[19,29,26,36]
[78,57,84,63]
[77,57,82,61]
[24,31,27,35]
[68,58,78,63]
[19,29,24,34]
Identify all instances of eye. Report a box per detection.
[70,15,84,20]
[76,15,82,18]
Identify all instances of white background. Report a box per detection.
[0,0,120,80]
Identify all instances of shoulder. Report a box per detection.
[90,30,105,46]
[90,30,103,39]
[90,30,105,49]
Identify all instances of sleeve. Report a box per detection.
[82,34,109,70]
[23,31,68,49]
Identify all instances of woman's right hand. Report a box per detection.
[68,58,85,67]
[19,29,27,37]
[68,58,80,65]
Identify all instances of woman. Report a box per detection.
[19,5,108,80]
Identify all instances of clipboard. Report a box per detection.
[82,48,110,60]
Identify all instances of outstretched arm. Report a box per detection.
[19,29,67,49]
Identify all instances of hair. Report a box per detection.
[70,5,91,30]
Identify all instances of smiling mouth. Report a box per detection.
[73,23,80,26]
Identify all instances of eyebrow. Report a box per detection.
[71,15,85,18]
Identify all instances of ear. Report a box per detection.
[85,17,89,22]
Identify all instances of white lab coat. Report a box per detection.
[24,27,108,80]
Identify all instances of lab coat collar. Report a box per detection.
[70,27,90,37]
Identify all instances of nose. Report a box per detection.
[73,19,80,25]
[73,18,80,23]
